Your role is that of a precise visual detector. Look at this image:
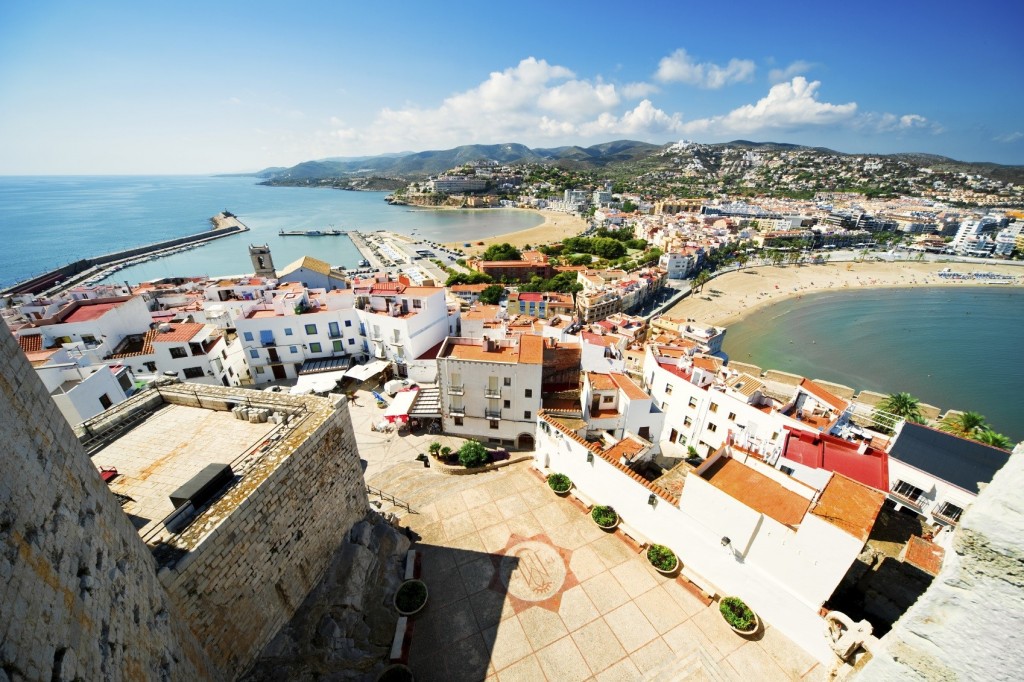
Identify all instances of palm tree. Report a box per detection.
[938,411,987,438]
[693,270,712,294]
[974,428,1014,451]
[878,392,925,424]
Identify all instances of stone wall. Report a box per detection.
[857,443,1024,680]
[157,389,371,675]
[0,320,217,681]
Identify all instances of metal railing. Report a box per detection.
[449,384,464,395]
[485,409,502,419]
[888,490,924,511]
[484,387,502,399]
[366,485,415,513]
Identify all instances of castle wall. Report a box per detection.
[0,320,217,681]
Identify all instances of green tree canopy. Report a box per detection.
[458,440,490,468]
[478,284,505,305]
[878,392,926,427]
[482,242,522,261]
[445,271,493,286]
[939,411,987,438]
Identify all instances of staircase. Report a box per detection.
[366,460,519,519]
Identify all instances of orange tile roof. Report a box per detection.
[799,378,848,411]
[587,373,617,391]
[150,323,205,343]
[609,372,649,401]
[903,535,945,576]
[692,356,722,372]
[810,473,885,542]
[605,437,647,462]
[519,334,544,365]
[18,334,42,353]
[701,457,810,527]
[401,286,443,295]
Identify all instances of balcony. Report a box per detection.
[449,384,464,396]
[888,490,924,512]
[484,387,502,399]
[484,409,502,419]
[449,405,466,416]
[932,503,963,526]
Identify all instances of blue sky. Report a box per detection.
[1,0,1022,174]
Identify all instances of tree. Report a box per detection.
[481,243,521,261]
[458,440,490,468]
[692,270,711,294]
[938,411,987,438]
[478,284,505,305]
[878,392,926,424]
[975,428,1014,451]
[445,271,493,286]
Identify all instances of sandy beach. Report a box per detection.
[442,209,588,255]
[666,261,1024,327]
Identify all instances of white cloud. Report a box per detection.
[621,81,659,99]
[680,77,856,135]
[768,60,814,83]
[857,111,943,134]
[994,131,1022,143]
[655,49,755,88]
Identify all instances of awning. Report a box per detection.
[291,370,346,394]
[344,359,390,382]
[384,389,418,423]
[299,355,351,375]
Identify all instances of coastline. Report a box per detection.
[441,209,588,255]
[667,261,1024,328]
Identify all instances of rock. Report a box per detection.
[350,521,372,548]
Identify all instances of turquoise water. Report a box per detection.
[723,287,1024,442]
[0,176,543,286]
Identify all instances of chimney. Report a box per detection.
[857,441,868,455]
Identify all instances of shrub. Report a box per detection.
[427,442,442,457]
[646,544,677,571]
[395,580,427,613]
[439,446,453,461]
[719,597,756,631]
[547,473,571,492]
[591,505,618,527]
[457,440,490,468]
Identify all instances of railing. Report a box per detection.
[888,490,924,511]
[485,409,502,419]
[449,384,464,395]
[449,405,465,415]
[366,485,415,513]
[931,507,962,526]
[261,338,275,347]
[484,387,502,399]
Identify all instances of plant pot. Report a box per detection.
[547,473,572,496]
[394,579,428,616]
[591,506,619,531]
[650,554,679,576]
[719,596,759,635]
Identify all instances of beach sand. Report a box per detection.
[666,261,1024,327]
[442,210,588,255]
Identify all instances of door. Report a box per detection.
[272,364,287,380]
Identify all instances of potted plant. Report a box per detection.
[591,505,619,530]
[719,596,758,635]
[547,473,572,496]
[646,544,679,576]
[394,579,428,616]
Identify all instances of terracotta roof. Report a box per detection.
[587,373,617,391]
[401,286,443,296]
[799,378,849,411]
[518,334,544,365]
[61,300,122,323]
[581,332,618,347]
[18,334,42,353]
[701,457,810,527]
[810,472,885,542]
[281,255,332,276]
[903,535,945,576]
[462,304,502,320]
[450,284,491,293]
[605,437,647,462]
[609,373,649,401]
[151,323,205,343]
[727,373,765,398]
[692,356,722,372]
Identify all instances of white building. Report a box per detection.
[28,345,134,426]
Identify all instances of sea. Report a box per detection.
[723,287,1024,442]
[2,176,1020,442]
[0,175,543,287]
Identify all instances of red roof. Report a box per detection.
[18,334,42,353]
[62,300,121,323]
[798,378,848,411]
[781,427,889,491]
[517,292,543,302]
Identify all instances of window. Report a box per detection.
[780,465,795,476]
[504,399,511,409]
[255,366,265,374]
[183,367,204,379]
[602,395,614,403]
[688,397,698,408]
[348,338,355,345]
[333,340,343,352]
[413,299,423,309]
[525,389,533,398]
[771,432,779,441]
[934,501,964,523]
[709,402,719,413]
[144,361,157,372]
[524,411,532,420]
[98,393,112,409]
[304,324,317,335]
[345,320,352,327]
[285,328,293,336]
[503,377,512,386]
[454,416,464,426]
[684,417,693,427]
[707,423,718,433]
[665,383,673,395]
[892,480,924,502]
[329,322,341,338]
[393,329,401,343]
[309,342,322,353]
[169,347,187,359]
[290,346,298,354]
[490,420,500,429]
[249,349,259,359]
[243,332,254,342]
[728,412,737,421]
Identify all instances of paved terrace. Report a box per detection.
[352,391,828,681]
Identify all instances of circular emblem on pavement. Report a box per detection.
[499,540,567,602]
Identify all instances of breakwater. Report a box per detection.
[3,213,248,296]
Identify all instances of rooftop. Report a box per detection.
[810,473,885,542]
[782,428,889,491]
[798,378,849,411]
[701,457,810,527]
[889,422,1010,495]
[61,299,123,324]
